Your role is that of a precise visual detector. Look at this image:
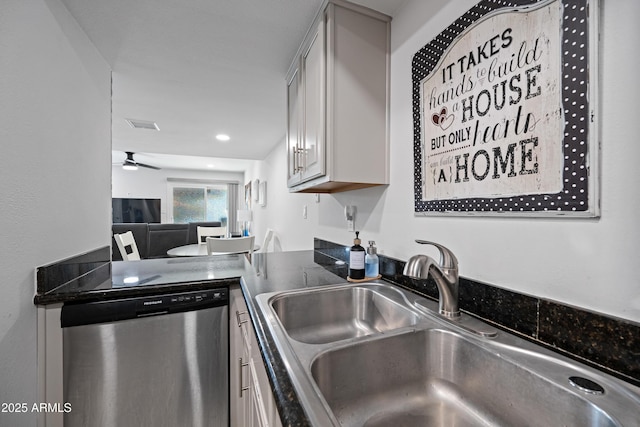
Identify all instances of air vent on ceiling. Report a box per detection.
[125,119,159,131]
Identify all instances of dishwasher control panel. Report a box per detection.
[138,288,228,316]
[62,287,229,327]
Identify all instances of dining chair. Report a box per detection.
[260,229,274,252]
[113,231,141,261]
[206,235,255,257]
[197,226,227,244]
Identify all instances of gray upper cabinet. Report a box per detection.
[286,0,391,193]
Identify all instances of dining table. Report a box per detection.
[167,243,261,257]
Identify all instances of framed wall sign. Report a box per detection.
[412,0,599,216]
[253,179,260,201]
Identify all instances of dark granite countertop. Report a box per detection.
[238,251,350,426]
[34,254,256,305]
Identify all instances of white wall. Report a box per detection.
[0,0,111,425]
[246,142,319,251]
[112,165,246,223]
[251,0,640,323]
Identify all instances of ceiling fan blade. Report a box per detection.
[138,162,161,170]
[120,151,160,169]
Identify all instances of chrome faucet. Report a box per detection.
[403,240,460,318]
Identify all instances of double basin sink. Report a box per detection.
[255,282,640,426]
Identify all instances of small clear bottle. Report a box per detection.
[365,240,379,278]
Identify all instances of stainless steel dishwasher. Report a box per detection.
[61,288,228,427]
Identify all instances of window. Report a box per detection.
[169,183,228,224]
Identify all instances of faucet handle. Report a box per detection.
[414,240,458,270]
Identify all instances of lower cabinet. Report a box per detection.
[230,286,282,427]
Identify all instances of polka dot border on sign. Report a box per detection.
[412,0,591,214]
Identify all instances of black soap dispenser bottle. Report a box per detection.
[349,231,366,280]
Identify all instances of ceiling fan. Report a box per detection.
[120,152,161,170]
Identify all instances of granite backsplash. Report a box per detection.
[36,246,111,298]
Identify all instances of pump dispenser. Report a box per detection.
[349,231,365,280]
[365,241,379,278]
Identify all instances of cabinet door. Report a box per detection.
[230,287,250,427]
[249,316,282,427]
[286,65,302,187]
[300,17,326,183]
[230,287,283,427]
[250,360,271,427]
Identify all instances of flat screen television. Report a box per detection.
[112,198,161,223]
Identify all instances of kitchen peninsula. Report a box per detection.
[35,240,640,426]
[35,245,351,426]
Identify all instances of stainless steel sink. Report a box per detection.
[255,283,640,427]
[311,328,629,427]
[269,284,419,344]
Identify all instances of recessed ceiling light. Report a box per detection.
[216,134,230,142]
[207,164,214,168]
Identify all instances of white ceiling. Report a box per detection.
[59,0,406,172]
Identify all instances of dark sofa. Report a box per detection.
[112,221,222,260]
